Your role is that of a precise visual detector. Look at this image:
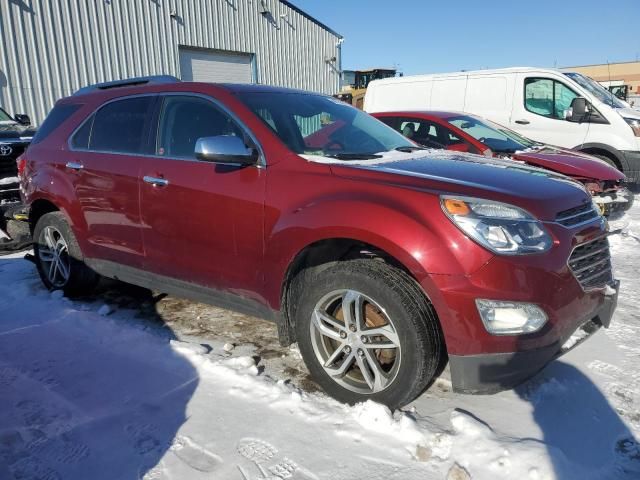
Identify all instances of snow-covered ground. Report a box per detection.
[1,200,639,480]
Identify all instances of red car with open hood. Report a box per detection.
[373,111,633,218]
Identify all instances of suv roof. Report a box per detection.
[68,76,321,103]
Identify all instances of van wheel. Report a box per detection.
[591,153,619,170]
[292,259,443,409]
[33,212,99,297]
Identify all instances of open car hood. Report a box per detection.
[511,147,624,182]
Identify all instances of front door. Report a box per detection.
[139,94,266,297]
[69,95,157,268]
[511,74,589,148]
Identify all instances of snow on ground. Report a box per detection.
[1,199,640,479]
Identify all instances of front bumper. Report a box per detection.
[620,150,640,184]
[419,218,618,394]
[448,279,619,394]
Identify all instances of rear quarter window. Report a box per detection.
[31,104,82,145]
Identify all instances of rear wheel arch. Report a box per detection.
[29,199,60,234]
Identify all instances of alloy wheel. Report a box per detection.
[310,289,402,394]
[38,226,71,288]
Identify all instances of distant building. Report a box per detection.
[0,0,342,123]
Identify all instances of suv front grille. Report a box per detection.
[0,143,25,178]
[568,236,612,290]
[556,202,600,227]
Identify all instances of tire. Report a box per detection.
[291,258,443,409]
[591,153,619,170]
[33,211,99,297]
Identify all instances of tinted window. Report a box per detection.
[71,115,93,150]
[31,104,81,145]
[156,96,244,159]
[90,97,154,153]
[524,78,578,120]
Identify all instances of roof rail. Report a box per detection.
[73,75,181,96]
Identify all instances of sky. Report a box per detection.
[294,0,640,75]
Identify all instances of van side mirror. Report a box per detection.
[14,114,31,126]
[565,98,588,123]
[194,135,258,166]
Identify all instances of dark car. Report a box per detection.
[0,107,34,251]
[0,107,34,204]
[374,111,633,218]
[20,76,619,408]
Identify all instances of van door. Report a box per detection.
[139,94,265,295]
[510,74,589,148]
[69,95,156,268]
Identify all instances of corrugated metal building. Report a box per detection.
[0,0,342,124]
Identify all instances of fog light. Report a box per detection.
[475,299,547,335]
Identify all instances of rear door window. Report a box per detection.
[156,96,244,160]
[89,96,155,154]
[381,116,478,152]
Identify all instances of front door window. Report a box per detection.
[524,78,578,120]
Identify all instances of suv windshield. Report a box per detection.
[0,108,14,123]
[446,115,539,153]
[564,72,626,109]
[235,92,415,159]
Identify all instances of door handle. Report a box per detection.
[65,162,84,170]
[143,175,169,187]
[514,119,530,125]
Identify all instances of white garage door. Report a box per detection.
[179,47,253,83]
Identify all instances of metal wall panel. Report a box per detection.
[0,0,342,124]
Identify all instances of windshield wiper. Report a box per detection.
[394,146,427,152]
[325,153,383,160]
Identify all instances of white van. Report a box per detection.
[364,67,640,183]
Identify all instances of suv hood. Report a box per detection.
[308,150,592,221]
[0,123,35,141]
[511,146,623,182]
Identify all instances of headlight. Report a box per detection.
[441,196,552,255]
[476,299,548,335]
[623,117,640,137]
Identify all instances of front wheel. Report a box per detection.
[33,212,99,296]
[292,259,444,409]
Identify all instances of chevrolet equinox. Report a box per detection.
[20,76,619,408]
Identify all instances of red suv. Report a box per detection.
[20,76,619,408]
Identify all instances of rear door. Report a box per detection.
[510,74,589,148]
[69,95,156,268]
[139,94,266,294]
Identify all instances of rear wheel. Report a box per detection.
[292,259,444,409]
[33,212,99,296]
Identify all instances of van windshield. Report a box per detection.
[446,115,539,154]
[564,72,626,109]
[235,92,416,159]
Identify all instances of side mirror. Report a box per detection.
[565,97,588,123]
[14,114,31,126]
[194,135,258,165]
